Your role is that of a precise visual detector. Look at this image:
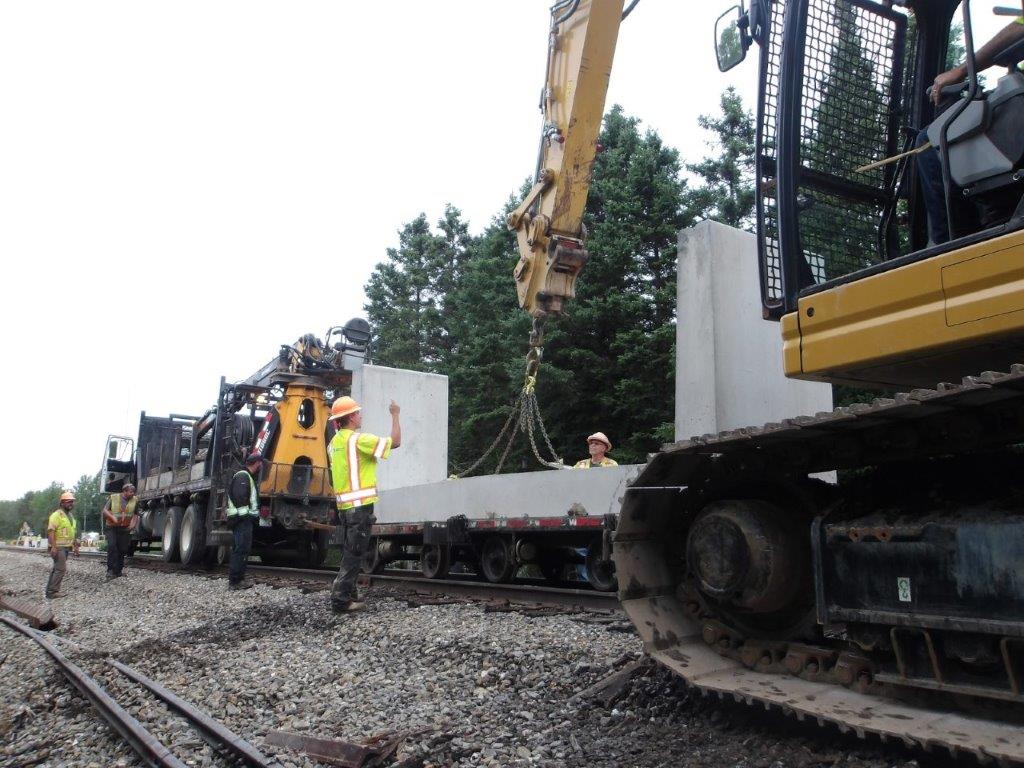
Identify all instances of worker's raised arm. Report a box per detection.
[508,0,625,323]
[389,400,401,449]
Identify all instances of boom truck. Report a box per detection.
[509,0,1024,760]
[100,321,371,568]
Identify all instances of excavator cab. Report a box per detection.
[729,0,1024,388]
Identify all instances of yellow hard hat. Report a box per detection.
[60,491,76,502]
[330,396,361,421]
[587,432,612,451]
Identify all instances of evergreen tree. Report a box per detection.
[444,203,535,472]
[687,86,756,230]
[365,206,473,373]
[540,106,694,464]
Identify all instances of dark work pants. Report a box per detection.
[106,528,131,575]
[331,505,375,609]
[229,517,254,584]
[916,129,949,245]
[46,548,69,597]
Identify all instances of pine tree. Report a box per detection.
[540,106,694,464]
[364,208,472,372]
[687,86,756,230]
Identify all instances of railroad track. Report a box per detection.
[0,615,284,768]
[0,545,620,614]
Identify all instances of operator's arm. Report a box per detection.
[46,522,56,555]
[932,14,1024,105]
[389,400,401,449]
[508,0,625,321]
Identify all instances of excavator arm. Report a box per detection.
[508,0,625,323]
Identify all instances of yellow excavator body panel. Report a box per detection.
[785,229,1024,389]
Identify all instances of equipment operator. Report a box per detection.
[102,483,139,581]
[573,432,618,468]
[325,396,401,615]
[45,491,79,599]
[226,453,265,591]
[916,7,1024,244]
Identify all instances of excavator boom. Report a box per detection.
[508,0,624,319]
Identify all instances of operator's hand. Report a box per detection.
[48,545,56,557]
[73,544,80,557]
[389,400,400,415]
[931,66,965,106]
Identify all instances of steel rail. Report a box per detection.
[0,545,622,612]
[0,616,187,768]
[110,659,282,768]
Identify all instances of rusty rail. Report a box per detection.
[111,659,281,768]
[2,616,281,768]
[0,616,187,768]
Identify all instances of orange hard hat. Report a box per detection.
[330,396,361,421]
[587,432,612,451]
[60,491,76,502]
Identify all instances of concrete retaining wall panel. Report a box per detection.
[350,364,449,491]
[676,221,833,440]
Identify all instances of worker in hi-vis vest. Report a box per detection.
[45,491,79,599]
[102,483,139,580]
[573,432,618,469]
[226,453,264,591]
[325,396,401,614]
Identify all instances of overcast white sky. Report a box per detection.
[0,1,1006,500]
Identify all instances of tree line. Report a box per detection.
[365,90,756,474]
[0,474,103,540]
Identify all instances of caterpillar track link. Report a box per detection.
[614,365,1024,765]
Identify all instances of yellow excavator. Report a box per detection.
[509,0,1024,761]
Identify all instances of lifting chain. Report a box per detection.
[450,317,566,478]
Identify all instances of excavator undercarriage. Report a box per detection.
[614,366,1024,763]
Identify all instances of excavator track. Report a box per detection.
[614,365,1024,765]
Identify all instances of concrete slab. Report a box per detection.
[676,220,833,441]
[375,464,641,524]
[350,364,448,491]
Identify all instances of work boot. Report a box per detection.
[229,580,254,591]
[105,572,115,581]
[47,592,67,599]
[336,601,366,613]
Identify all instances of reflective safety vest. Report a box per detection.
[573,457,618,468]
[226,470,259,517]
[328,428,391,510]
[47,509,77,548]
[109,494,138,527]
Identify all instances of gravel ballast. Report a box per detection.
[1,550,933,767]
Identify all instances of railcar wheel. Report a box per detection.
[363,537,385,574]
[420,544,450,579]
[215,544,230,566]
[480,537,516,583]
[585,541,617,592]
[179,504,207,566]
[161,506,184,563]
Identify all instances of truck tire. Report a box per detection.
[480,536,516,583]
[179,504,207,566]
[162,506,184,563]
